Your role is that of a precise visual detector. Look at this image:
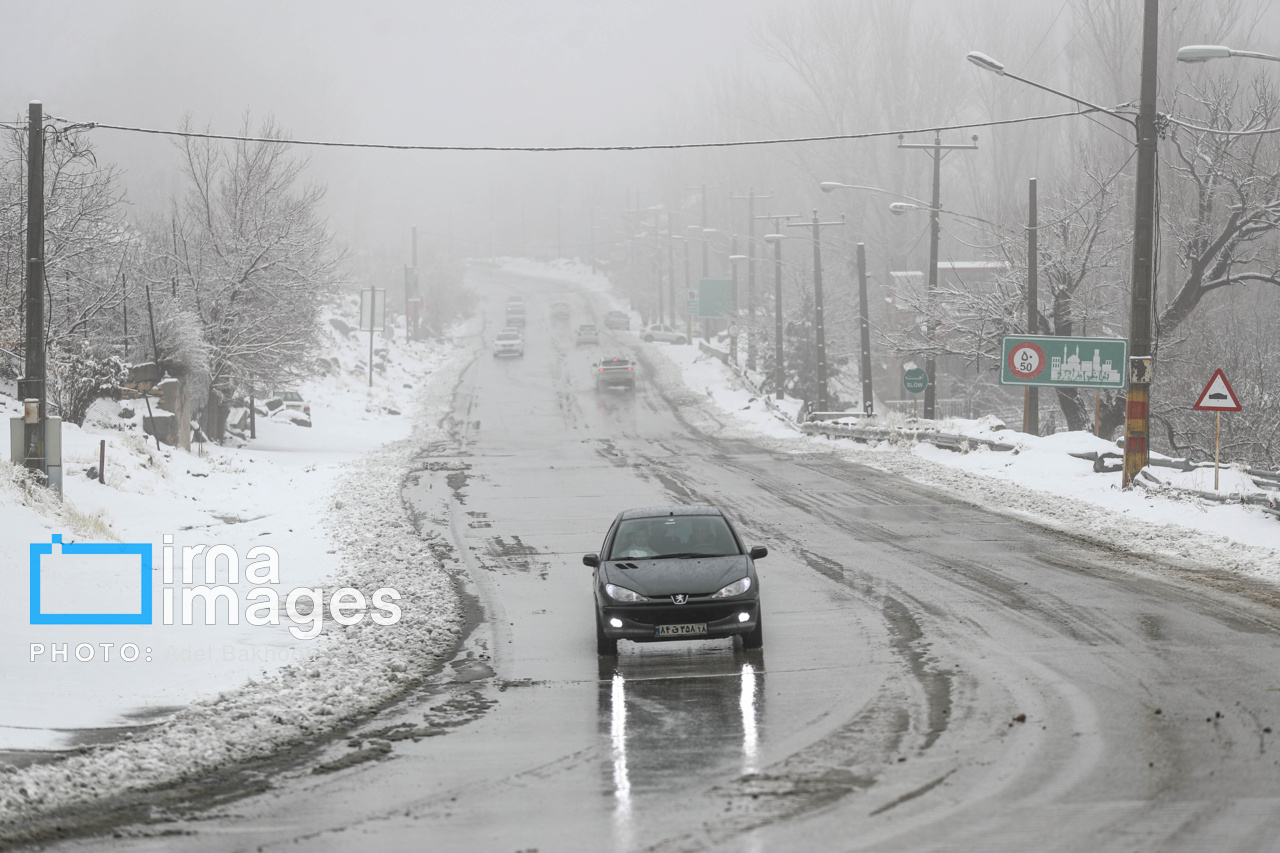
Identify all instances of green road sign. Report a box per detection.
[903,367,928,395]
[1000,335,1128,389]
[697,278,733,319]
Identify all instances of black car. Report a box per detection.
[584,505,766,656]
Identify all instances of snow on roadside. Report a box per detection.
[501,258,1280,588]
[0,309,476,824]
[648,340,1280,586]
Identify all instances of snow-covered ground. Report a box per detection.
[504,258,1280,587]
[0,299,474,820]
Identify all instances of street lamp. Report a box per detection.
[970,1,1159,487]
[965,52,1131,118]
[1177,44,1280,63]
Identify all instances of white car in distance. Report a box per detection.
[641,323,688,345]
[494,327,525,357]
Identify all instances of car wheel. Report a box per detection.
[643,335,654,343]
[596,612,618,656]
[741,611,763,650]
[675,336,687,345]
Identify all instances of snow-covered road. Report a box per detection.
[14,265,1280,852]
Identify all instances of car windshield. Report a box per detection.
[579,326,596,332]
[497,333,519,341]
[280,392,303,402]
[607,515,740,560]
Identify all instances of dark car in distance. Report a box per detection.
[584,505,766,656]
[603,310,631,331]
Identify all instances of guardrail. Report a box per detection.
[800,419,1018,452]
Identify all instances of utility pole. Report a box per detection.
[787,211,845,413]
[729,234,740,364]
[406,226,419,342]
[761,215,801,400]
[589,207,597,274]
[1123,0,1160,487]
[22,101,46,477]
[732,188,773,372]
[898,132,979,420]
[665,212,676,327]
[856,243,874,416]
[1025,179,1040,435]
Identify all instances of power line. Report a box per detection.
[53,107,1110,154]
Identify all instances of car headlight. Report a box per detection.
[710,577,752,598]
[605,583,649,603]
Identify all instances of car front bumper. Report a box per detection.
[599,599,759,642]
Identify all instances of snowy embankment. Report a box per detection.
[0,300,474,824]
[505,258,1280,588]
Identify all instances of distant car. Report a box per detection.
[641,324,687,345]
[575,324,599,346]
[505,305,527,327]
[268,390,311,426]
[551,301,571,319]
[493,328,525,357]
[584,505,766,656]
[603,310,631,331]
[594,357,636,391]
[506,295,524,306]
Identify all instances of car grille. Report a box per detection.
[612,601,752,626]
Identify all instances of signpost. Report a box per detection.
[1000,335,1128,389]
[1193,368,1242,490]
[360,287,386,388]
[697,278,733,319]
[903,366,928,417]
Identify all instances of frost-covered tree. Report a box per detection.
[160,113,342,432]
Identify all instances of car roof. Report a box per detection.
[616,505,724,520]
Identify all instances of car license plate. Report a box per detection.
[655,623,707,637]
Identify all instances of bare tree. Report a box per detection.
[161,113,343,434]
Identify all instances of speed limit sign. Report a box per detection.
[1006,341,1046,381]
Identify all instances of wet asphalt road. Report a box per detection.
[40,269,1280,852]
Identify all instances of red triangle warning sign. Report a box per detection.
[1193,368,1242,411]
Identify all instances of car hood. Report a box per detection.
[601,555,751,597]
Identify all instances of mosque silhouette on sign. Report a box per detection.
[1050,345,1121,384]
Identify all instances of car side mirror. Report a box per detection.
[749,545,768,560]
[583,553,600,568]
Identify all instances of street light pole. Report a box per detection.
[897,132,979,421]
[856,243,874,416]
[1123,0,1160,486]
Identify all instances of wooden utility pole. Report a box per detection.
[22,101,47,475]
[1122,0,1160,486]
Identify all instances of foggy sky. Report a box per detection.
[3,1,790,258]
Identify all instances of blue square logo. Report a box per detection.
[30,535,153,625]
